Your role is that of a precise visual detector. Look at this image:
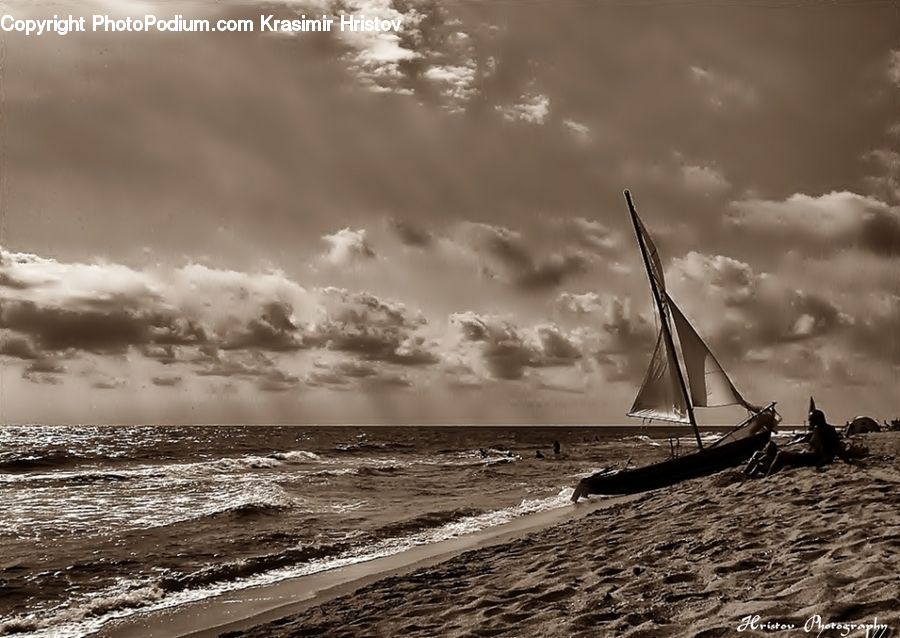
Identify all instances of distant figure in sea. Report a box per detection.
[535,450,545,459]
[479,448,487,459]
[553,441,561,456]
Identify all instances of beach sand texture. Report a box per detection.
[229,432,900,638]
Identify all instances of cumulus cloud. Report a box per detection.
[308,287,438,365]
[665,251,856,361]
[727,191,900,256]
[458,222,588,292]
[321,228,376,266]
[222,301,303,352]
[0,247,440,391]
[448,312,583,381]
[321,0,423,94]
[555,291,602,315]
[496,92,550,124]
[668,251,757,305]
[0,248,313,360]
[423,63,477,110]
[554,293,654,383]
[280,0,482,107]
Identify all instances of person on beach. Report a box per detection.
[752,401,857,476]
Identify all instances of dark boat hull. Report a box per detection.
[573,430,771,498]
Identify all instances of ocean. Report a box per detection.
[0,424,766,637]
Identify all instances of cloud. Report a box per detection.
[555,291,602,315]
[151,375,182,387]
[0,247,317,359]
[321,228,376,266]
[458,222,589,292]
[258,368,301,392]
[0,334,41,360]
[863,149,900,205]
[0,300,159,353]
[551,217,619,254]
[389,218,433,248]
[194,349,276,378]
[141,345,182,365]
[727,191,900,257]
[681,164,730,195]
[668,251,757,305]
[306,359,410,389]
[562,119,590,141]
[423,63,477,109]
[554,293,654,383]
[688,65,758,109]
[222,301,303,352]
[448,312,583,381]
[888,49,900,87]
[312,0,423,94]
[665,251,856,360]
[24,359,66,375]
[92,376,127,390]
[496,92,550,124]
[307,287,438,365]
[0,247,447,393]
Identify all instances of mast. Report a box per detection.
[624,190,703,450]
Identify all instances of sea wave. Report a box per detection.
[158,542,349,593]
[0,449,324,485]
[5,489,574,638]
[0,453,98,473]
[370,507,485,539]
[333,441,415,454]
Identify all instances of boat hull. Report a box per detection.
[573,429,771,498]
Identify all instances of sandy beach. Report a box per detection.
[227,432,900,638]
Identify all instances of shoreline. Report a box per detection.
[96,492,642,638]
[224,432,900,638]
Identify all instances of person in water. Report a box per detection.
[553,441,561,456]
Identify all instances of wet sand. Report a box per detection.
[223,432,900,638]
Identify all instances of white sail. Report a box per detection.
[628,329,690,423]
[667,295,748,409]
[635,215,666,293]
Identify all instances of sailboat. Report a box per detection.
[571,191,779,499]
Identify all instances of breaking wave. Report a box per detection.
[4,489,574,638]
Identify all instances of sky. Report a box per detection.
[0,0,898,425]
